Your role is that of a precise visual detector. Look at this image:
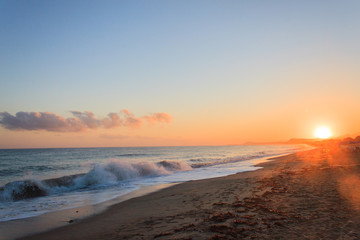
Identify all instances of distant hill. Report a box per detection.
[288,136,360,146]
[241,136,360,146]
[340,136,360,144]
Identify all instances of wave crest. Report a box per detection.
[0,160,192,202]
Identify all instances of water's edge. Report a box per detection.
[0,183,177,240]
[0,150,307,240]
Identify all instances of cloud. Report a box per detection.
[120,109,142,128]
[0,112,85,132]
[102,112,122,128]
[0,110,172,132]
[70,111,100,129]
[142,112,172,124]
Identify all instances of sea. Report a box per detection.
[0,145,310,223]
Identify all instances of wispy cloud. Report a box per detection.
[142,112,172,124]
[0,110,172,132]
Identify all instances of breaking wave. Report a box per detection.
[0,146,306,203]
[0,160,192,202]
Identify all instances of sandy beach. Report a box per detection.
[2,1,360,239]
[20,146,360,240]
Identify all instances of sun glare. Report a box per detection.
[314,126,332,139]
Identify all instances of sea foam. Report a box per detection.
[0,160,192,202]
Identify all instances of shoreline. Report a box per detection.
[0,183,178,240]
[17,150,304,240]
[18,147,360,239]
[0,150,300,240]
[3,151,300,239]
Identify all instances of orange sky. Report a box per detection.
[1,1,360,148]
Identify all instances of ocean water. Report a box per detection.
[0,145,309,222]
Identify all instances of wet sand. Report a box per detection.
[21,147,360,239]
[0,184,176,240]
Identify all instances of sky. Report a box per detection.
[1,0,360,148]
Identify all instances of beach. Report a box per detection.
[18,145,360,240]
[2,1,360,239]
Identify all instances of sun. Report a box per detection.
[314,126,332,139]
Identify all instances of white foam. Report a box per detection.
[0,144,313,222]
